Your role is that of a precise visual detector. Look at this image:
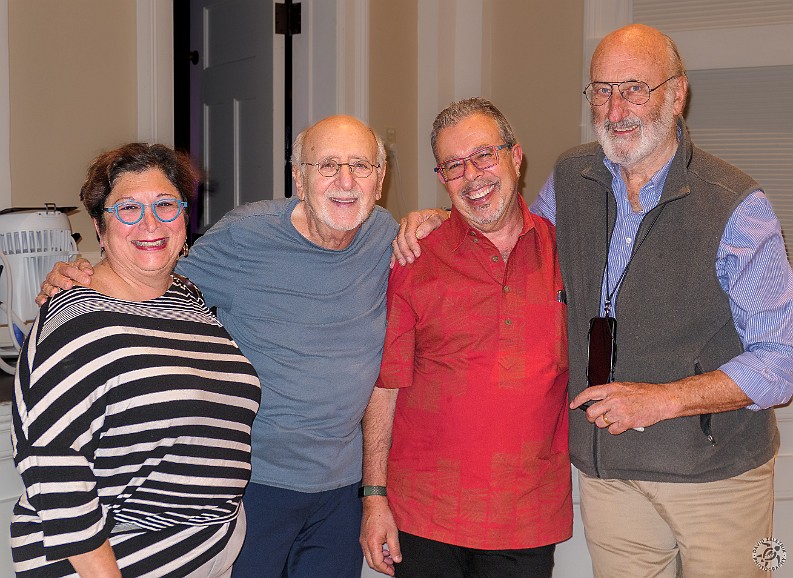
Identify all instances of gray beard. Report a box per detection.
[593,92,677,167]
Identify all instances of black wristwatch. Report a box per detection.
[358,485,387,498]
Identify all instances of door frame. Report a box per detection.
[135,0,370,197]
[136,0,175,146]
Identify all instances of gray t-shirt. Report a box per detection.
[176,197,397,492]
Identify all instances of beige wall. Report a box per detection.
[8,0,138,255]
[369,1,419,221]
[489,2,583,204]
[8,0,582,246]
[369,1,584,216]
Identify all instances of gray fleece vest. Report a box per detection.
[554,120,778,482]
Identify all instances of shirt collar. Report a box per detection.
[447,194,535,251]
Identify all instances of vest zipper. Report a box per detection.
[695,362,717,446]
[592,422,602,477]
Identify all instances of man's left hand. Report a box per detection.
[570,381,673,434]
[360,497,402,576]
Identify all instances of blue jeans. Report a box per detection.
[231,481,363,578]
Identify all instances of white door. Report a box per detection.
[188,0,366,231]
[190,0,275,230]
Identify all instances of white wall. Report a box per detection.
[0,0,11,210]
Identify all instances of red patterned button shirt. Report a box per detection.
[376,196,572,550]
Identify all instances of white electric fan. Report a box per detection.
[0,204,79,374]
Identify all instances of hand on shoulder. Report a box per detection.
[36,258,95,305]
[390,208,449,268]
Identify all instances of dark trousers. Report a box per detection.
[231,481,362,578]
[394,532,555,578]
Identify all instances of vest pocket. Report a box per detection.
[695,361,717,445]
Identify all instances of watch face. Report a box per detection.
[359,485,387,497]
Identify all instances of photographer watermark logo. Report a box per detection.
[753,538,786,571]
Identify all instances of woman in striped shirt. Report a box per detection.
[11,144,261,577]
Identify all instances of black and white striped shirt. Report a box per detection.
[11,277,261,577]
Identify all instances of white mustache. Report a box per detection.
[605,118,642,132]
[326,187,361,198]
[461,178,498,197]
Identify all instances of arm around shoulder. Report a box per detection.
[36,258,94,305]
[391,208,449,267]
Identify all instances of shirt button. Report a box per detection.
[472,237,479,243]
[505,318,512,326]
[503,285,510,293]
[626,237,632,244]
[491,255,499,262]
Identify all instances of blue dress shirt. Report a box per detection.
[531,158,793,410]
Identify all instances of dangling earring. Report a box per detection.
[181,242,189,257]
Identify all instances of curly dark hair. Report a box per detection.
[81,143,199,233]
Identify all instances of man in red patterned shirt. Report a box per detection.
[359,98,572,578]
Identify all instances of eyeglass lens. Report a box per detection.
[111,199,184,225]
[586,81,651,106]
[315,160,374,178]
[439,146,502,181]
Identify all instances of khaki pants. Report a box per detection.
[185,506,247,578]
[578,459,775,578]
